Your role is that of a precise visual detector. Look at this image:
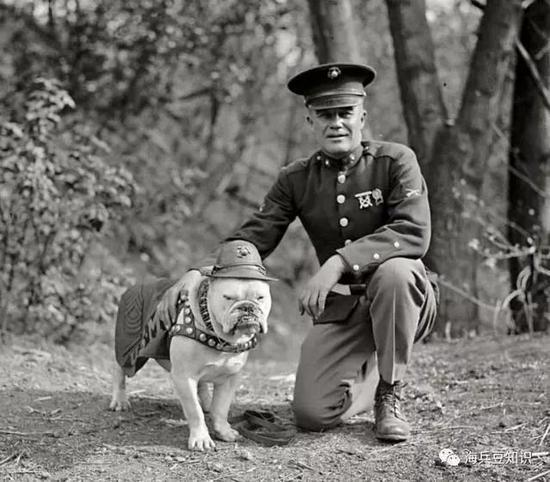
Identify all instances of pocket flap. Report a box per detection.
[314,294,360,324]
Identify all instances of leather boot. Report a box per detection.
[374,378,410,442]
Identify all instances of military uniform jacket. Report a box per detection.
[226,140,430,283]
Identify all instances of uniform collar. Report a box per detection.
[316,143,367,170]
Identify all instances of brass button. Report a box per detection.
[325,160,330,167]
[344,239,352,246]
[394,241,400,248]
[352,264,360,271]
[337,173,346,184]
[336,194,346,204]
[373,253,380,260]
[339,218,349,227]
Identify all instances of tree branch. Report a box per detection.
[534,37,550,60]
[470,0,486,9]
[177,87,212,102]
[516,38,550,111]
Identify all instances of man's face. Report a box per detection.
[307,104,365,158]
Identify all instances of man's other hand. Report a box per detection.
[299,255,347,320]
[157,269,204,324]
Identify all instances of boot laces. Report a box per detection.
[376,381,405,419]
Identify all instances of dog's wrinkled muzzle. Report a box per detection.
[226,300,267,334]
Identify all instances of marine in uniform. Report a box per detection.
[161,63,438,442]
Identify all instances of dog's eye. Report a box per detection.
[256,296,264,301]
[223,295,235,301]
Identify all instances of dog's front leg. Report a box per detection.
[210,373,242,442]
[171,373,215,451]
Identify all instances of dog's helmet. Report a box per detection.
[208,240,277,282]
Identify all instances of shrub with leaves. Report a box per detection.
[0,78,136,341]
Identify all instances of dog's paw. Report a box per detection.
[188,428,216,451]
[213,423,242,442]
[109,397,131,411]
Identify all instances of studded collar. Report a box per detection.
[169,281,258,353]
[198,279,215,332]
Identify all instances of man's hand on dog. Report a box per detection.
[157,269,204,322]
[299,254,347,320]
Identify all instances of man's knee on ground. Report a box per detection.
[292,395,344,431]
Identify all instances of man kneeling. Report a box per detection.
[158,63,438,442]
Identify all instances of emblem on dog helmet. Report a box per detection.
[236,245,251,257]
[327,67,341,79]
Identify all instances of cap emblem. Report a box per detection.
[327,67,341,80]
[236,245,251,257]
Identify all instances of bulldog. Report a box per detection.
[109,241,275,451]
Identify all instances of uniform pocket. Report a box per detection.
[313,293,360,324]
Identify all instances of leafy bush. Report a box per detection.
[0,78,136,341]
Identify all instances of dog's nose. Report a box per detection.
[235,301,260,314]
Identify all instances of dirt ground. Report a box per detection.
[0,333,548,481]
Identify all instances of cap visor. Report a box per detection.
[308,95,363,110]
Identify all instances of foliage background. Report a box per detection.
[0,0,516,356]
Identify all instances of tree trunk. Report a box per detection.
[508,0,550,332]
[306,0,361,63]
[429,0,523,334]
[306,0,374,139]
[386,0,523,334]
[384,0,447,168]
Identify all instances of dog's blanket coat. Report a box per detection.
[115,277,260,377]
[115,278,174,377]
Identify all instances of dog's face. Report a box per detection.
[207,277,271,344]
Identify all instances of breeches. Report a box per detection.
[292,257,437,431]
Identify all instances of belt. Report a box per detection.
[330,283,367,296]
